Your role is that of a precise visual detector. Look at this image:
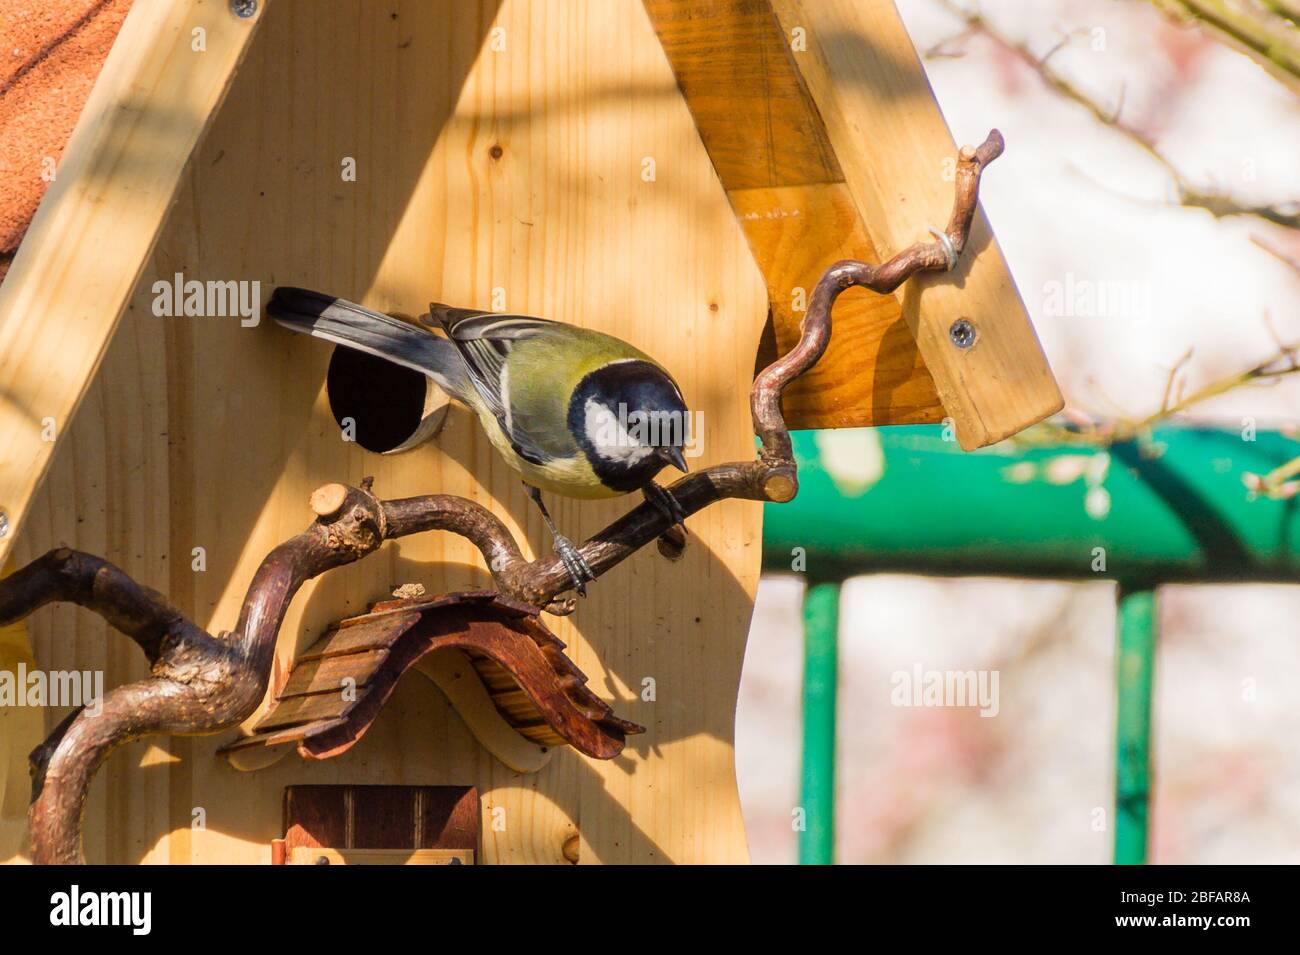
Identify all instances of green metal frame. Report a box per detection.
[1114,588,1156,864]
[762,424,1300,865]
[799,582,840,864]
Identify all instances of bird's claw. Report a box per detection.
[644,482,688,530]
[554,534,596,597]
[644,483,688,560]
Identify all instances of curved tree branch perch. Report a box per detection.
[0,131,1005,864]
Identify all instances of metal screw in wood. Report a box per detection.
[949,318,977,349]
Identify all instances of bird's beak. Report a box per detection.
[660,446,689,473]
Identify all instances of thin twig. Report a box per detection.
[1159,348,1196,414]
[1149,0,1300,93]
[1252,235,1300,276]
[1255,454,1300,496]
[1018,333,1300,446]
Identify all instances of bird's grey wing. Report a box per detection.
[429,305,561,343]
[269,287,471,401]
[427,305,559,466]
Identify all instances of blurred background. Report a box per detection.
[737,0,1300,864]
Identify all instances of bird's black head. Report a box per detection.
[569,360,691,492]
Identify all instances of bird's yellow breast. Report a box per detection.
[473,405,624,499]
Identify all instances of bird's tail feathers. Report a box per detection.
[268,287,471,401]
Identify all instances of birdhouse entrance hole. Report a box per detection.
[326,345,445,454]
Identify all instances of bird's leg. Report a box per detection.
[643,482,688,560]
[524,484,595,596]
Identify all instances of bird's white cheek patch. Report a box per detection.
[585,399,653,464]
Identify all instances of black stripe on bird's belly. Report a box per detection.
[568,359,684,494]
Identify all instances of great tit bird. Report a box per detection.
[268,287,691,595]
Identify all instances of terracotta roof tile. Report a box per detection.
[0,0,132,284]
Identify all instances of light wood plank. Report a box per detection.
[645,0,944,430]
[646,0,1061,445]
[770,0,1064,448]
[0,0,266,567]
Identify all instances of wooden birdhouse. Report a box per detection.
[0,0,1059,864]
